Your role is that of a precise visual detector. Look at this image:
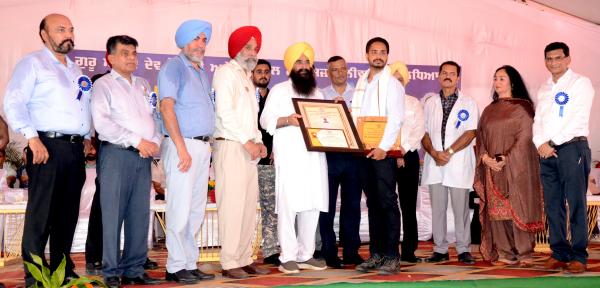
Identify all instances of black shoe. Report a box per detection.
[424,252,449,263]
[356,254,384,272]
[458,252,475,265]
[263,253,281,266]
[400,255,421,263]
[188,269,215,280]
[105,276,120,288]
[325,257,343,269]
[313,250,324,259]
[165,269,198,284]
[121,273,162,285]
[63,271,79,285]
[143,258,158,270]
[377,257,401,275]
[343,254,365,265]
[85,261,103,275]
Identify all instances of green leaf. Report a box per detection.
[51,255,66,288]
[23,261,44,282]
[30,253,44,267]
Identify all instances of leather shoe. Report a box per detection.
[63,271,79,285]
[343,254,365,265]
[188,268,215,280]
[458,252,475,265]
[166,269,198,284]
[325,257,343,268]
[121,273,162,285]
[565,260,587,273]
[143,258,158,270]
[543,257,568,270]
[241,263,270,275]
[400,255,421,263]
[86,261,102,275]
[105,276,120,288]
[222,267,249,279]
[263,253,281,266]
[424,252,449,263]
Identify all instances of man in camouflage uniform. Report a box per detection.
[253,59,280,265]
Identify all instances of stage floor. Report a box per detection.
[2,241,600,287]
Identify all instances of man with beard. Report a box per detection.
[352,37,405,275]
[252,59,282,265]
[212,26,270,279]
[421,61,478,265]
[260,42,328,274]
[3,13,93,286]
[318,56,363,268]
[159,19,216,284]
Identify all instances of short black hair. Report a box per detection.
[439,60,461,76]
[38,18,47,43]
[106,35,138,55]
[256,59,272,70]
[327,55,345,63]
[544,42,570,58]
[365,37,389,54]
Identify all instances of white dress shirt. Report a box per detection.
[3,47,92,139]
[532,69,595,148]
[400,95,425,152]
[421,91,479,189]
[91,70,161,148]
[213,60,262,144]
[320,83,354,107]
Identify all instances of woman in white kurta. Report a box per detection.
[259,79,328,270]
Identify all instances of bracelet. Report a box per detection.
[285,117,289,125]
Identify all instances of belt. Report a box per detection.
[549,136,587,148]
[215,137,230,141]
[165,135,211,142]
[100,141,140,153]
[38,131,84,144]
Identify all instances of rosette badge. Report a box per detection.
[149,91,158,109]
[554,92,569,117]
[77,75,92,100]
[456,109,469,128]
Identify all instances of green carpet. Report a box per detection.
[280,276,600,288]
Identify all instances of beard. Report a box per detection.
[370,58,385,69]
[290,67,316,96]
[50,38,74,54]
[253,77,269,88]
[235,54,258,71]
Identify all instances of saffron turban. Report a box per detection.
[389,61,410,86]
[228,26,262,59]
[283,42,314,75]
[175,19,212,48]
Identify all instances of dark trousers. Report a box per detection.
[22,136,85,285]
[541,140,591,264]
[85,176,102,264]
[395,150,419,258]
[99,143,151,279]
[319,153,362,260]
[360,157,400,258]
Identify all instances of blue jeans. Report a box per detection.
[540,140,591,264]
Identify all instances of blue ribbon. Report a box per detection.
[210,88,216,104]
[149,92,158,109]
[554,92,569,117]
[456,109,469,128]
[256,88,261,104]
[76,75,92,101]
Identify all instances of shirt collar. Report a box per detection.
[178,52,205,71]
[43,46,75,68]
[547,68,573,85]
[439,89,459,99]
[326,83,353,95]
[110,69,137,83]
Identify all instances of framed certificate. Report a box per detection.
[356,116,404,158]
[292,98,364,153]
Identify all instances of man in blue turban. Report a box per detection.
[158,19,216,284]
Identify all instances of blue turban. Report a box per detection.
[175,19,212,48]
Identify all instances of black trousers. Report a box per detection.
[360,157,400,258]
[395,150,419,258]
[85,176,102,264]
[319,153,362,260]
[22,136,85,285]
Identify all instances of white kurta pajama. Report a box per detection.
[259,80,328,263]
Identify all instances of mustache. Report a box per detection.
[60,39,74,46]
[444,78,452,81]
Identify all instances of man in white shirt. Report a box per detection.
[533,42,595,273]
[421,61,478,265]
[91,35,162,287]
[318,56,363,268]
[389,61,425,263]
[260,42,328,274]
[212,26,269,279]
[352,37,405,275]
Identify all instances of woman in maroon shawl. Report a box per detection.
[474,65,544,267]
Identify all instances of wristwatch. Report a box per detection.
[448,147,455,155]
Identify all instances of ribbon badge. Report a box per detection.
[210,88,216,104]
[456,109,469,129]
[149,91,158,110]
[76,75,92,100]
[255,87,261,104]
[554,92,569,117]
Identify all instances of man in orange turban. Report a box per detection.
[212,25,269,279]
